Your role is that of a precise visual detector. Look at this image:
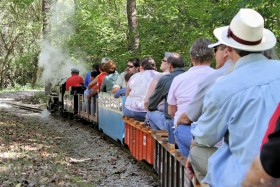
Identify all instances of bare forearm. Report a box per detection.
[168,105,176,118]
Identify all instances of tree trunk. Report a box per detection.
[126,0,140,56]
[42,0,50,39]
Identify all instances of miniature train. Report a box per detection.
[46,80,199,187]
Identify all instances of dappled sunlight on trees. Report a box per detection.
[0,0,279,89]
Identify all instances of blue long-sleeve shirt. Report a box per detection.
[192,54,280,187]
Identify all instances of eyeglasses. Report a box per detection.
[127,65,134,68]
[214,47,218,53]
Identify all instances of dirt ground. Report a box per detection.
[0,91,159,187]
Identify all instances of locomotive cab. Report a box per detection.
[63,86,86,116]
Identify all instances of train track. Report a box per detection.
[1,101,44,113]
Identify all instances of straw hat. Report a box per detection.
[213,8,276,52]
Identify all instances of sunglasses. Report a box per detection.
[214,47,218,53]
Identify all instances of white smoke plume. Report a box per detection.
[38,0,87,86]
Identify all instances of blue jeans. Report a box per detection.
[123,106,146,121]
[147,111,170,130]
[167,119,176,144]
[174,124,192,157]
[147,111,176,144]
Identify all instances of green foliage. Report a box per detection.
[1,0,280,88]
[67,0,130,71]
[0,0,42,89]
[11,0,34,8]
[67,0,280,70]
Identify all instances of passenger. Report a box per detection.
[262,47,279,60]
[112,58,140,94]
[123,57,158,121]
[144,52,172,112]
[65,68,84,91]
[191,8,280,187]
[178,41,233,182]
[100,60,119,92]
[84,63,100,88]
[83,71,98,111]
[167,38,215,157]
[87,58,109,94]
[114,72,134,98]
[145,53,185,144]
[243,104,280,187]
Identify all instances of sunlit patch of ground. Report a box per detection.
[0,110,91,186]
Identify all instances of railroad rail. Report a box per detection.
[1,101,43,113]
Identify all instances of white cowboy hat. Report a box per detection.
[208,41,223,48]
[213,8,276,52]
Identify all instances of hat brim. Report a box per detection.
[208,41,223,48]
[214,26,276,52]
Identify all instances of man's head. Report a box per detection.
[126,58,140,74]
[160,52,173,72]
[190,38,214,65]
[167,53,184,72]
[208,41,228,69]
[71,68,79,75]
[213,9,276,61]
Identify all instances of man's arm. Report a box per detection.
[87,88,97,99]
[144,79,159,111]
[112,86,120,94]
[243,156,280,187]
[191,91,228,147]
[88,76,98,89]
[126,86,131,97]
[147,79,166,111]
[168,104,177,119]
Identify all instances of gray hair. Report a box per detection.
[262,47,279,60]
[101,57,110,63]
[190,38,214,63]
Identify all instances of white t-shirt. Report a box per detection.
[125,70,159,112]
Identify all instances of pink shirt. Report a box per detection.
[167,66,214,126]
[125,70,159,112]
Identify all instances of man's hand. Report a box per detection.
[242,156,280,187]
[177,113,192,125]
[185,156,194,179]
[87,95,91,100]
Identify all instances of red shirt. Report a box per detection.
[97,72,107,90]
[65,74,84,91]
[261,103,280,148]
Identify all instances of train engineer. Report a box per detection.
[65,68,84,91]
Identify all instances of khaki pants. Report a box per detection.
[189,146,217,183]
